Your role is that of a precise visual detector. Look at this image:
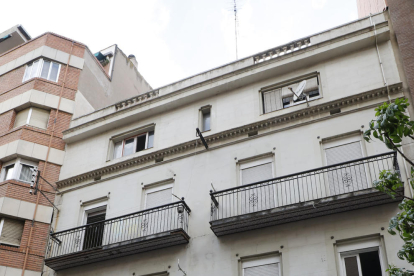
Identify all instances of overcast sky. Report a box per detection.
[1,0,357,88]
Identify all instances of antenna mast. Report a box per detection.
[233,0,238,60]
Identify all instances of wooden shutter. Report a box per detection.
[325,141,368,195]
[146,188,172,209]
[29,108,49,129]
[14,108,30,128]
[0,218,24,246]
[244,263,279,276]
[263,89,282,113]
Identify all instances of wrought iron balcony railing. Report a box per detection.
[210,152,400,233]
[45,201,190,270]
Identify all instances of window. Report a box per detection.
[200,106,211,132]
[262,75,320,114]
[240,156,274,185]
[242,255,281,276]
[14,107,50,129]
[1,159,37,183]
[113,131,154,159]
[0,218,25,246]
[145,184,173,209]
[83,206,106,250]
[23,59,61,82]
[337,237,385,276]
[323,135,368,196]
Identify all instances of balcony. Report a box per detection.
[210,152,403,236]
[45,201,191,270]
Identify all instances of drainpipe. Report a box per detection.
[369,13,391,103]
[20,41,74,276]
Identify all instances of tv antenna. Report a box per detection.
[288,80,309,107]
[178,259,187,276]
[233,0,238,59]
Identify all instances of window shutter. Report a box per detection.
[325,141,368,195]
[29,108,49,129]
[325,142,363,165]
[113,141,123,159]
[19,164,33,182]
[0,218,24,246]
[146,188,172,209]
[263,89,282,113]
[14,108,30,128]
[242,163,273,185]
[244,263,279,276]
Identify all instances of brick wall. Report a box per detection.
[0,33,85,273]
[386,0,414,100]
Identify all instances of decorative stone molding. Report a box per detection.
[56,82,403,188]
[253,37,311,64]
[115,90,159,111]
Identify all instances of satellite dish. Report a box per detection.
[288,80,310,107]
[291,80,307,101]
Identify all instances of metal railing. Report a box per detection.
[210,152,399,221]
[46,201,190,259]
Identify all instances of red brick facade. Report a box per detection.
[0,33,85,273]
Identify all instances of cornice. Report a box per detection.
[64,21,389,137]
[56,82,403,188]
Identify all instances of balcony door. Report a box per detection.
[83,207,106,250]
[144,185,173,235]
[239,156,275,214]
[324,137,368,196]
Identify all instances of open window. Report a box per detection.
[83,205,107,250]
[0,217,25,247]
[22,58,61,83]
[241,254,282,276]
[0,158,37,183]
[262,74,320,114]
[14,107,50,129]
[113,130,154,159]
[337,237,386,276]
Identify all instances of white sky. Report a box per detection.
[1,0,357,88]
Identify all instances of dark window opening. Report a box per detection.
[136,135,147,152]
[360,251,382,276]
[308,89,320,98]
[282,97,292,108]
[83,208,106,250]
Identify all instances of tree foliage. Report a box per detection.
[364,98,414,275]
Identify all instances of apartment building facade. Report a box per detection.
[0,26,151,276]
[45,11,413,276]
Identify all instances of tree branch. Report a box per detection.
[385,186,414,202]
[408,134,414,140]
[385,134,414,167]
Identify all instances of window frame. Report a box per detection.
[241,254,282,276]
[113,130,154,159]
[0,217,25,247]
[0,158,37,183]
[22,58,61,83]
[260,73,322,114]
[14,107,50,130]
[199,105,212,132]
[336,237,387,276]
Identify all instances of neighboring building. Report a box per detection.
[44,11,413,276]
[356,0,386,18]
[357,0,414,172]
[0,26,151,275]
